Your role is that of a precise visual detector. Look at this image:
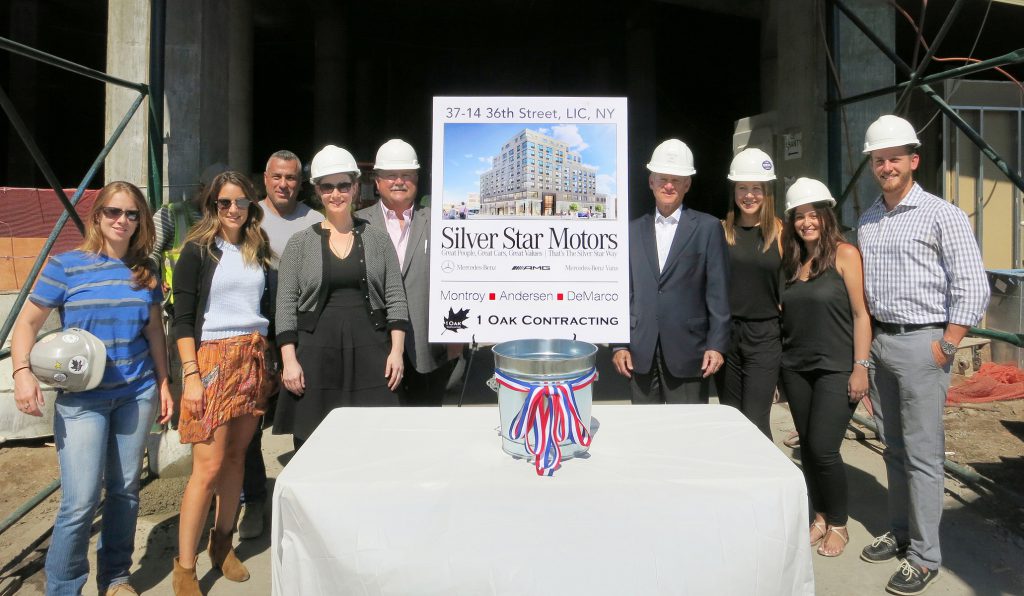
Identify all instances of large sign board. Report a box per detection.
[429,96,629,344]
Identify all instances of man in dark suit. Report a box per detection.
[612,139,730,403]
[357,139,460,406]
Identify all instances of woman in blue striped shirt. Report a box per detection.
[10,181,174,596]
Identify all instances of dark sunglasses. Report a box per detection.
[100,207,141,222]
[318,181,354,194]
[215,198,251,211]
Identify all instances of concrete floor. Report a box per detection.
[15,347,1024,594]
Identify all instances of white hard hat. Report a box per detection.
[728,148,776,182]
[310,145,360,181]
[785,177,837,213]
[862,115,921,154]
[374,139,420,171]
[30,328,107,392]
[646,139,696,177]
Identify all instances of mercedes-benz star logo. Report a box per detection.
[441,260,455,274]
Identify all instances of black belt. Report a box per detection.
[872,319,946,335]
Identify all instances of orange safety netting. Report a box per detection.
[946,362,1024,405]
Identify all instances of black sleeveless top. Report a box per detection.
[728,225,782,320]
[781,268,853,372]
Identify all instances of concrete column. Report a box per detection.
[626,1,657,219]
[165,0,230,203]
[836,0,895,222]
[770,0,828,187]
[228,0,253,174]
[104,0,151,192]
[313,3,347,148]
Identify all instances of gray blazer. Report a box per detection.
[275,220,409,347]
[356,201,447,374]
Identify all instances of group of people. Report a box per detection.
[10,139,456,596]
[616,114,988,595]
[8,113,990,596]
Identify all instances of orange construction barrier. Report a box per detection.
[946,362,1024,405]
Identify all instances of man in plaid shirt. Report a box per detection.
[857,115,989,595]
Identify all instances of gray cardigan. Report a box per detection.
[275,219,409,346]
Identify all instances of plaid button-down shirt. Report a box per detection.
[858,183,989,326]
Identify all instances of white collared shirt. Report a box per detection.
[379,201,414,268]
[654,206,682,273]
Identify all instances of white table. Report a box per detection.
[272,405,815,595]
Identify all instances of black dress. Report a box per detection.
[273,243,398,442]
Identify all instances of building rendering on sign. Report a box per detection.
[478,129,611,218]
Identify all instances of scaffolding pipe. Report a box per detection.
[0,480,59,535]
[850,412,1024,510]
[828,49,1024,109]
[893,0,966,112]
[831,0,1024,196]
[0,92,147,352]
[147,0,166,209]
[0,36,146,92]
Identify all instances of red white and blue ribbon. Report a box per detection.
[496,367,596,476]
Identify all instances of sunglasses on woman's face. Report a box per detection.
[318,181,354,194]
[100,207,141,222]
[215,198,251,211]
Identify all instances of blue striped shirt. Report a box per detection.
[858,183,989,326]
[30,250,161,399]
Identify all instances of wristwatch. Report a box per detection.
[939,338,958,357]
[854,359,872,369]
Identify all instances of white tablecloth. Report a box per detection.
[272,405,815,596]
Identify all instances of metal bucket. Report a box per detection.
[491,338,598,459]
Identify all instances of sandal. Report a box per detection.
[809,520,827,546]
[817,525,849,557]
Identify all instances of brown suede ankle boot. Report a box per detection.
[172,556,201,596]
[208,528,250,582]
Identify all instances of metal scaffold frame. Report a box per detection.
[824,0,1024,348]
[0,0,166,541]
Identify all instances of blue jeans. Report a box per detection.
[45,385,158,596]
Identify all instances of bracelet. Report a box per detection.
[11,365,30,379]
[182,360,197,365]
[854,359,872,369]
[183,370,199,379]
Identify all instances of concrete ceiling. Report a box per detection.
[656,0,761,19]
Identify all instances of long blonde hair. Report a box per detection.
[78,181,156,289]
[722,181,782,254]
[183,171,273,268]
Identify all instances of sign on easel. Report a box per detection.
[429,96,630,344]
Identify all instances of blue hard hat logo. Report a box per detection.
[762,160,773,170]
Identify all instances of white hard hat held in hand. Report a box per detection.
[728,148,776,182]
[374,139,420,171]
[863,115,921,154]
[646,139,696,177]
[30,328,107,392]
[785,177,837,213]
[310,145,360,181]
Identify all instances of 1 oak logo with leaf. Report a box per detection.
[443,307,471,333]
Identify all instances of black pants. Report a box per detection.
[630,341,709,404]
[400,357,458,407]
[241,425,267,503]
[781,368,856,526]
[714,318,781,440]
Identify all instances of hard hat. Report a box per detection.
[728,148,776,182]
[862,115,920,154]
[646,139,696,177]
[374,139,420,171]
[29,328,107,392]
[310,145,360,181]
[785,177,837,213]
